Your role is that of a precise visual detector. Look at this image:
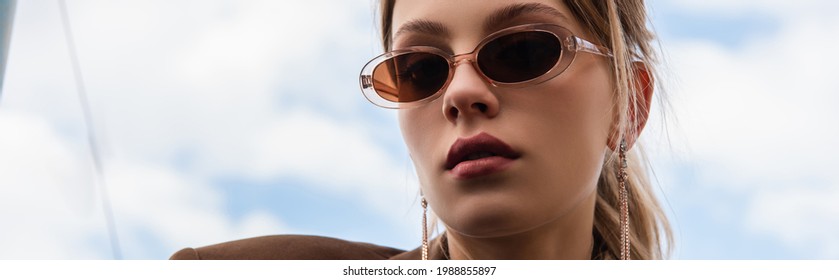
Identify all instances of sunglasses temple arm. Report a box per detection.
[573,37,613,57]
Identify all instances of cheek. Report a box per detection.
[545,60,615,149]
[398,108,442,183]
[398,111,419,157]
[514,61,615,195]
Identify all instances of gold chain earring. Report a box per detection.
[618,139,630,260]
[421,197,429,260]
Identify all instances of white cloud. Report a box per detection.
[1,0,420,259]
[105,159,290,258]
[0,112,101,259]
[668,0,839,19]
[747,186,839,259]
[655,0,839,258]
[0,111,290,259]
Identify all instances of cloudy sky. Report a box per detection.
[0,0,837,259]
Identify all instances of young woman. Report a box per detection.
[171,0,671,260]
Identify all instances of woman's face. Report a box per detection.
[393,0,615,238]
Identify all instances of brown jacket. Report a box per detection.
[169,234,449,260]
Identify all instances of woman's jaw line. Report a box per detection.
[442,189,598,260]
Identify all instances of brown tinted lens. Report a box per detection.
[478,31,561,83]
[372,52,449,103]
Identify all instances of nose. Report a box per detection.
[442,61,500,123]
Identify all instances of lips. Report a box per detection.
[445,132,521,179]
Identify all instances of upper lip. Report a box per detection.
[445,132,521,170]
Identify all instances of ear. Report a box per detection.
[607,61,654,151]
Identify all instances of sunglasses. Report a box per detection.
[359,23,613,109]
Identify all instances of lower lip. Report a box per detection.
[449,156,516,180]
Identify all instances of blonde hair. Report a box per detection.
[378,0,672,259]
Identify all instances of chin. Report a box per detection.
[448,217,540,239]
[442,198,541,238]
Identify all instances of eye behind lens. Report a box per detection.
[478,31,562,84]
[372,52,449,103]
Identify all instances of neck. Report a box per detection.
[445,192,596,260]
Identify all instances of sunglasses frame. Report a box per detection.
[360,23,613,109]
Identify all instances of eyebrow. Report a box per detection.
[483,3,571,31]
[393,19,451,40]
[393,3,571,40]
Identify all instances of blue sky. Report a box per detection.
[1,0,837,259]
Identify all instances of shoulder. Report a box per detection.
[169,235,406,260]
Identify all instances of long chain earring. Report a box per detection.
[421,197,429,260]
[618,139,631,260]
